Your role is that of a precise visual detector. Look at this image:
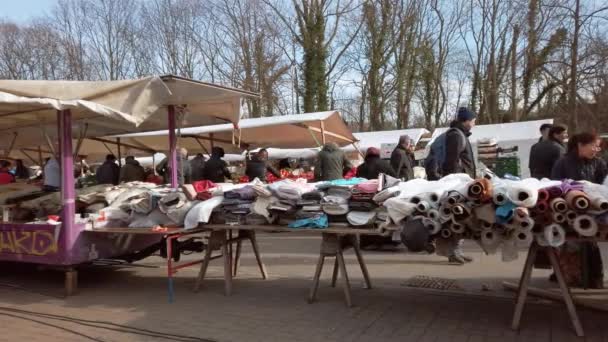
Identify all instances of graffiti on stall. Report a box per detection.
[0,230,58,256]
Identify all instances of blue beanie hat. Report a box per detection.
[456,107,476,121]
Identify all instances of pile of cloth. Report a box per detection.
[377,173,608,262]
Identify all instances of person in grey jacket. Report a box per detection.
[314,142,352,181]
[443,108,476,178]
[529,124,567,179]
[156,148,191,185]
[119,156,145,183]
[390,135,415,180]
[189,153,207,182]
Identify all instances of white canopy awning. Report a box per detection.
[72,111,357,158]
[0,75,256,154]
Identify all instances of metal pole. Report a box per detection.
[59,109,76,259]
[116,137,122,167]
[168,105,178,189]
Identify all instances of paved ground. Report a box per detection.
[1,232,607,342]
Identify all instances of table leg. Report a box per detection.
[331,257,339,288]
[65,269,77,297]
[547,247,585,337]
[511,243,538,331]
[249,231,268,279]
[336,248,353,307]
[308,254,326,304]
[166,236,174,303]
[222,231,233,296]
[353,239,372,290]
[233,239,243,277]
[193,244,213,292]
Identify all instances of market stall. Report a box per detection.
[0,75,255,294]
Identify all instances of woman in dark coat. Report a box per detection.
[551,132,607,288]
[356,147,396,179]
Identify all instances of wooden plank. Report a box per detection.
[202,224,382,236]
[504,282,608,312]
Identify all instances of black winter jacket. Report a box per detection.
[529,139,565,179]
[96,161,120,185]
[551,152,608,184]
[245,157,280,182]
[356,156,397,180]
[442,121,476,178]
[203,156,231,183]
[390,146,415,180]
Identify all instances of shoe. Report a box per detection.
[448,255,466,265]
[459,255,474,263]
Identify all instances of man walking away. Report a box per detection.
[529,124,567,179]
[96,154,120,185]
[189,153,206,182]
[443,107,477,264]
[202,147,232,183]
[390,135,415,181]
[314,142,352,181]
[443,107,477,179]
[120,156,145,183]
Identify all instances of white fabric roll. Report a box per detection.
[515,216,534,231]
[440,228,452,239]
[427,209,439,220]
[474,203,496,223]
[590,196,608,212]
[383,197,417,224]
[492,187,508,206]
[513,228,533,247]
[566,210,577,222]
[543,224,566,247]
[506,184,537,208]
[572,214,598,237]
[416,201,431,213]
[480,228,501,254]
[421,217,442,235]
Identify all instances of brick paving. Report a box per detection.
[1,232,607,341]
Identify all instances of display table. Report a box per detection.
[198,224,382,307]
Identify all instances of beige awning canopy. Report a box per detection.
[78,111,357,158]
[0,75,256,154]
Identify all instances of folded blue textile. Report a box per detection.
[496,202,516,224]
[288,214,328,229]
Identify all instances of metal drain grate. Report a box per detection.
[403,275,462,291]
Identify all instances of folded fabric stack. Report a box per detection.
[347,180,381,227]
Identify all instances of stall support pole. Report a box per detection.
[38,146,43,166]
[168,105,178,189]
[116,138,122,167]
[58,109,75,259]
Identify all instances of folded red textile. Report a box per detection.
[192,180,217,193]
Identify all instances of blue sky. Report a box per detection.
[2,0,56,22]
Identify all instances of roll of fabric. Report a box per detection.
[501,238,519,262]
[479,220,494,230]
[493,188,508,206]
[550,198,568,213]
[467,178,493,202]
[440,228,452,239]
[543,224,566,247]
[450,222,466,234]
[534,200,549,213]
[572,214,598,237]
[347,211,377,226]
[566,210,577,222]
[515,216,535,231]
[451,203,471,221]
[565,190,590,211]
[514,207,529,219]
[537,189,550,203]
[421,216,441,235]
[416,201,431,213]
[373,188,400,203]
[480,228,501,254]
[383,197,417,224]
[507,184,538,208]
[552,212,566,224]
[590,196,608,212]
[446,192,465,206]
[513,228,533,247]
[410,192,441,205]
[546,186,563,199]
[427,209,440,221]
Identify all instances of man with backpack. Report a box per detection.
[425,107,477,264]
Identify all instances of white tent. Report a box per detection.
[427,119,553,178]
[74,111,357,159]
[344,128,429,153]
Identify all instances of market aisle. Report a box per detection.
[0,232,607,342]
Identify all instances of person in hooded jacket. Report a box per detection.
[96,154,120,185]
[189,153,206,182]
[13,159,29,180]
[442,107,476,178]
[314,142,352,181]
[529,124,567,179]
[551,132,607,288]
[356,147,396,179]
[202,147,231,183]
[245,149,280,182]
[119,156,145,183]
[390,135,415,181]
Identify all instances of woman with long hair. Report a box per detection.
[552,132,607,288]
